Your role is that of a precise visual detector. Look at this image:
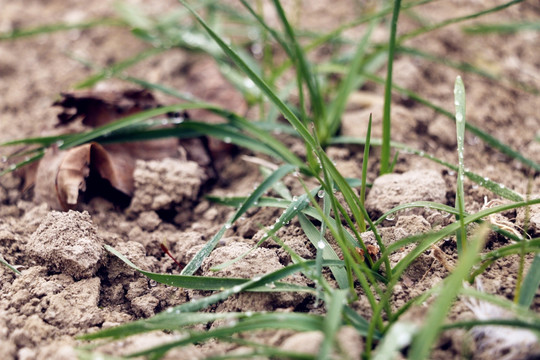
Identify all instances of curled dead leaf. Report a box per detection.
[23,85,241,210]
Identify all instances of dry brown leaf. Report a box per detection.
[26,87,236,210]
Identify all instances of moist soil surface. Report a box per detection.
[1,1,540,359]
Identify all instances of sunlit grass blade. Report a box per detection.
[0,18,123,41]
[105,244,312,293]
[409,224,489,359]
[181,164,296,275]
[518,254,540,308]
[454,76,467,253]
[0,253,21,275]
[380,0,402,175]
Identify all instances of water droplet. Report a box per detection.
[166,307,174,313]
[1,156,7,163]
[245,311,254,317]
[252,276,262,282]
[441,212,451,218]
[266,282,276,289]
[472,184,479,189]
[456,113,463,122]
[317,240,325,249]
[483,177,489,181]
[317,190,325,198]
[9,164,16,171]
[149,279,158,287]
[161,118,169,125]
[254,201,259,206]
[499,183,505,189]
[171,114,184,124]
[292,196,298,202]
[55,139,64,147]
[448,171,456,176]
[386,214,395,221]
[225,223,232,229]
[232,285,242,293]
[292,170,300,177]
[224,137,232,144]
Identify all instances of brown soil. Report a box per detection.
[1,1,539,359]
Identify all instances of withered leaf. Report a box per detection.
[27,85,238,210]
[35,142,134,210]
[54,89,160,127]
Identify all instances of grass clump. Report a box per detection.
[2,0,540,359]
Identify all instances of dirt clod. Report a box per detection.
[26,210,103,280]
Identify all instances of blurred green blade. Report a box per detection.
[0,18,122,41]
[127,312,324,358]
[318,290,347,360]
[409,224,489,359]
[177,0,319,152]
[463,21,540,34]
[518,254,540,308]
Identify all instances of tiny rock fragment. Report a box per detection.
[26,210,103,280]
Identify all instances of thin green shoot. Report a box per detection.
[454,76,467,253]
[359,114,372,232]
[380,0,402,175]
[0,253,21,275]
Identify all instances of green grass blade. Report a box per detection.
[318,290,347,360]
[463,21,540,34]
[104,244,311,292]
[181,164,296,275]
[272,0,325,133]
[454,76,467,253]
[373,321,419,360]
[409,224,489,359]
[399,0,525,42]
[0,253,21,275]
[177,0,319,153]
[380,0,402,175]
[360,72,540,173]
[298,213,348,289]
[75,47,165,89]
[127,312,324,358]
[518,254,540,308]
[333,135,524,201]
[359,114,372,232]
[326,22,375,142]
[0,18,122,40]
